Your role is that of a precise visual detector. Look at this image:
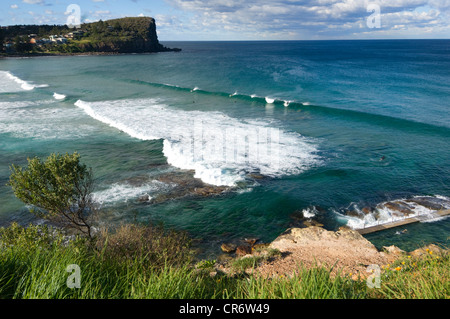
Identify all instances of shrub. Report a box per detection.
[8,152,96,237]
[94,223,194,269]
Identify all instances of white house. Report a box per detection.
[49,35,68,44]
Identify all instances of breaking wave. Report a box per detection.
[0,71,48,93]
[75,98,321,186]
[336,195,450,229]
[92,180,175,206]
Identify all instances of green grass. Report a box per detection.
[372,251,450,299]
[0,223,448,299]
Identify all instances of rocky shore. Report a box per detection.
[215,224,449,279]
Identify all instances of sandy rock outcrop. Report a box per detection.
[255,226,399,279]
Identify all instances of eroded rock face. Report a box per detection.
[270,226,378,251]
[257,226,393,278]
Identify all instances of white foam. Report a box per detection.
[0,99,94,140]
[0,71,47,92]
[265,97,276,104]
[92,180,173,206]
[341,195,450,230]
[302,206,318,218]
[75,98,321,186]
[53,92,66,100]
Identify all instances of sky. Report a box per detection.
[1,0,450,40]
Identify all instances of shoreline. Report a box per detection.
[215,224,449,279]
[0,48,181,59]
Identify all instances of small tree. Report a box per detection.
[8,152,96,238]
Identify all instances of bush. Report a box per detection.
[94,223,194,269]
[8,152,96,237]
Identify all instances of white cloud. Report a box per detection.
[164,0,450,39]
[10,4,19,9]
[95,10,111,15]
[22,0,44,4]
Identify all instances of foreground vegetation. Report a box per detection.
[1,152,448,299]
[0,222,448,299]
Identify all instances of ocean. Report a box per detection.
[1,40,449,258]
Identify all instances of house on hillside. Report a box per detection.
[49,35,68,44]
[28,34,37,45]
[66,30,85,39]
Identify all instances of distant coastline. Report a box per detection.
[0,49,180,59]
[0,17,181,57]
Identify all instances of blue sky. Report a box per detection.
[2,0,450,40]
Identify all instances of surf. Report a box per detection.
[75,98,321,187]
[0,71,48,93]
[126,78,450,134]
[336,195,450,230]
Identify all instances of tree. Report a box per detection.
[0,27,4,52]
[8,152,96,238]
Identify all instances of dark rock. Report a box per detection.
[149,170,231,204]
[345,209,361,218]
[289,210,304,221]
[236,245,252,256]
[221,243,236,253]
[406,197,447,211]
[382,201,415,216]
[244,238,259,246]
[138,194,150,202]
[193,186,228,197]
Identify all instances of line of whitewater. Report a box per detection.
[0,70,48,92]
[126,79,306,107]
[127,79,450,135]
[74,98,322,187]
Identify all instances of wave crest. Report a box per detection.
[0,71,48,93]
[75,98,321,186]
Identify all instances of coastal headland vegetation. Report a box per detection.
[0,152,448,299]
[0,17,180,56]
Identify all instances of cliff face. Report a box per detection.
[77,17,180,53]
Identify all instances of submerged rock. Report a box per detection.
[138,194,150,202]
[221,243,237,253]
[381,201,415,216]
[244,238,259,246]
[406,197,448,211]
[148,170,231,204]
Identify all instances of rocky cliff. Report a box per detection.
[215,225,449,279]
[0,16,180,55]
[77,17,180,53]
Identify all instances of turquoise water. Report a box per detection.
[1,40,449,257]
